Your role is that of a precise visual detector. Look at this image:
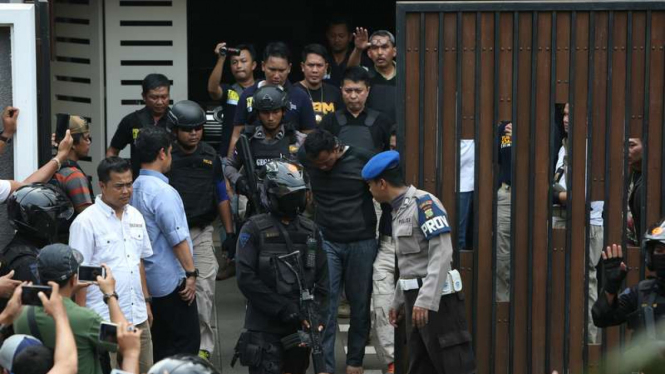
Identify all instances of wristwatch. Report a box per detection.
[103,292,119,304]
[144,296,153,304]
[0,133,11,144]
[185,269,199,279]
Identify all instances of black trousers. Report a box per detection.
[404,290,476,374]
[151,279,201,362]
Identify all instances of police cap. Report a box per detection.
[362,150,400,180]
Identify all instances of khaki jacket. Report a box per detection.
[391,185,454,312]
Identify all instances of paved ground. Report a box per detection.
[210,275,386,374]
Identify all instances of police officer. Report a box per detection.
[235,160,329,374]
[592,220,665,336]
[167,100,235,360]
[362,151,475,374]
[223,85,306,199]
[1,184,74,302]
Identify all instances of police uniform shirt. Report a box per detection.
[319,108,392,154]
[109,106,171,178]
[233,81,317,132]
[217,83,245,157]
[294,82,343,125]
[391,185,454,312]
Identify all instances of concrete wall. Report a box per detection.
[0,27,15,247]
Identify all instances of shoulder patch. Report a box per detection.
[239,233,251,249]
[416,195,450,239]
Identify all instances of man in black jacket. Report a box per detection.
[298,129,377,374]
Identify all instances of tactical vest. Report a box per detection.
[249,214,317,296]
[628,279,665,340]
[243,124,298,168]
[335,108,380,154]
[169,143,218,227]
[0,239,40,282]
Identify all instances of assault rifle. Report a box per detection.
[237,134,264,215]
[277,251,326,374]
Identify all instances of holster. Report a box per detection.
[233,331,264,367]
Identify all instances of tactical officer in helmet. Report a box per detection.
[593,220,665,338]
[235,160,329,374]
[223,84,306,200]
[149,354,221,374]
[166,100,235,360]
[0,184,74,307]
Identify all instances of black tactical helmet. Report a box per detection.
[7,184,74,243]
[643,219,665,271]
[260,160,307,218]
[167,100,206,129]
[253,84,289,111]
[148,354,220,374]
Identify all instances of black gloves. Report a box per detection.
[603,256,627,294]
[222,233,237,260]
[235,177,250,196]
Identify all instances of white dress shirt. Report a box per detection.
[459,140,475,193]
[69,196,153,324]
[0,180,11,203]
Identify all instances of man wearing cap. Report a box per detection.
[13,244,129,374]
[2,282,77,374]
[0,334,44,373]
[362,151,475,374]
[50,114,95,217]
[0,106,75,204]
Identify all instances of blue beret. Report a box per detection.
[362,151,400,180]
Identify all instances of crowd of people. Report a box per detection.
[0,11,661,374]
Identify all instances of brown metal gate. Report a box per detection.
[395,1,665,373]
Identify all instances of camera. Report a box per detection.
[219,46,241,57]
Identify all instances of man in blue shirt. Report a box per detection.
[130,126,200,361]
[226,41,317,157]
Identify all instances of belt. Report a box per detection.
[501,183,511,191]
[552,205,567,219]
[379,235,394,244]
[399,269,463,296]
